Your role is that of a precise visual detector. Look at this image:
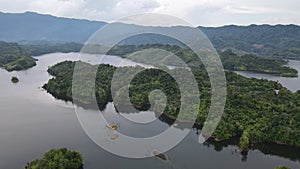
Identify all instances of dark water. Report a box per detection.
[0,53,299,169]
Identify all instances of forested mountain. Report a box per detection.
[199,24,300,59]
[0,12,299,59]
[0,12,106,42]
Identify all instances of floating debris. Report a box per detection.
[106,123,118,130]
[110,134,119,140]
[152,151,167,161]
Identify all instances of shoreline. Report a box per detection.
[42,89,300,153]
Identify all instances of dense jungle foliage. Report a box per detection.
[0,41,82,71]
[199,24,300,59]
[220,50,298,77]
[24,148,83,169]
[107,44,298,77]
[0,41,36,71]
[43,58,300,151]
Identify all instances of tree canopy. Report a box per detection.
[43,58,300,150]
[274,166,291,169]
[24,148,83,169]
[0,41,36,71]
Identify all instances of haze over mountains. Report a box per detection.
[1,11,300,58]
[0,11,106,43]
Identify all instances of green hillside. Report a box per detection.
[199,24,300,59]
[0,41,36,71]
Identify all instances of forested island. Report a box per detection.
[11,76,19,83]
[220,50,298,77]
[43,57,300,152]
[24,148,83,169]
[104,44,298,77]
[0,41,36,71]
[0,41,83,71]
[1,41,297,77]
[23,147,290,169]
[1,12,299,169]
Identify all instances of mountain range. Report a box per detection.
[199,25,300,58]
[0,11,300,59]
[0,11,106,43]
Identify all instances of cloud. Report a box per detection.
[50,0,160,21]
[151,0,300,26]
[0,0,299,26]
[0,0,160,20]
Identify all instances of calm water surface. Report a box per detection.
[235,60,300,92]
[0,53,299,169]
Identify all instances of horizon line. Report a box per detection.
[1,11,299,28]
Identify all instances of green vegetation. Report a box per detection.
[2,39,297,78]
[24,148,83,169]
[220,50,298,77]
[43,58,300,150]
[43,61,115,109]
[0,41,83,72]
[274,166,291,169]
[0,41,36,71]
[239,130,250,152]
[11,76,19,83]
[199,24,300,59]
[20,42,83,56]
[105,44,298,77]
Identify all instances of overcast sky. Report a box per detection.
[0,0,299,26]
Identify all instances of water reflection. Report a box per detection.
[0,52,299,169]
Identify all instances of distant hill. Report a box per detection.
[1,12,300,59]
[199,25,300,59]
[0,12,106,43]
[0,41,36,71]
[87,23,300,59]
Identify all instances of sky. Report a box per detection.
[0,0,299,26]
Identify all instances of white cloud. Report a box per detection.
[0,0,299,26]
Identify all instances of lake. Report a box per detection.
[0,53,299,169]
[235,60,300,92]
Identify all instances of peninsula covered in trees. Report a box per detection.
[220,50,298,77]
[0,41,83,71]
[1,41,297,77]
[43,56,300,152]
[107,44,298,77]
[0,41,36,71]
